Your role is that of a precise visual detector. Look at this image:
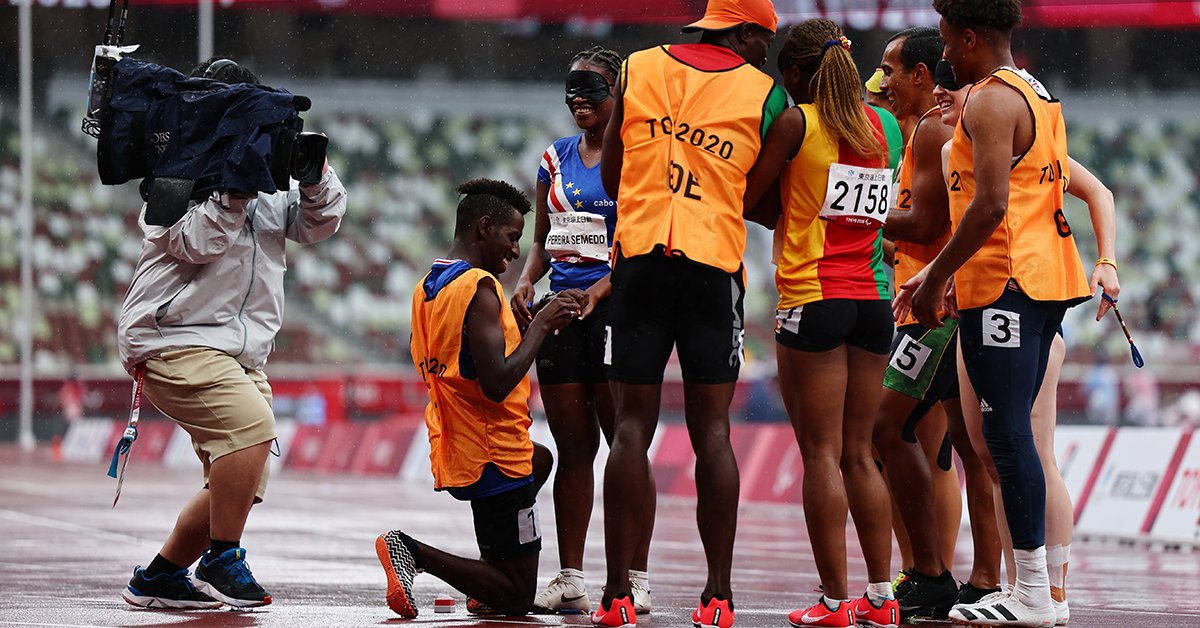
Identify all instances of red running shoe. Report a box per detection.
[788,598,855,627]
[592,594,636,627]
[692,595,734,628]
[853,595,900,628]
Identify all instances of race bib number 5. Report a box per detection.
[819,163,894,228]
[545,211,609,263]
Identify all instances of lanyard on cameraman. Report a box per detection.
[107,363,145,507]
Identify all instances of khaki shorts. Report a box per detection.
[142,347,276,499]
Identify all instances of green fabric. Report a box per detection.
[869,104,904,172]
[883,319,959,400]
[761,85,789,140]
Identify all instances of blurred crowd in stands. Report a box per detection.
[1,93,1198,423]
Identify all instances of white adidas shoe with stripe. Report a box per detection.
[948,593,1055,627]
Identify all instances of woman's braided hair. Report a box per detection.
[777,19,884,162]
[570,46,624,82]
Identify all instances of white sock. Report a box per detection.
[1012,546,1052,609]
[866,581,894,604]
[559,567,585,584]
[628,569,649,588]
[1046,544,1070,601]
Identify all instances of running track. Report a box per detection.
[1,447,1198,627]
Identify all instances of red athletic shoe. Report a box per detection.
[853,595,900,628]
[788,598,855,627]
[592,595,636,627]
[692,595,734,628]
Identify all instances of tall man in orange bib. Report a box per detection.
[376,179,586,618]
[593,0,787,626]
[896,1,1092,625]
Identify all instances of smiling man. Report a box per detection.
[375,178,586,619]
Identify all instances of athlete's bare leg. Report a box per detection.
[1032,335,1071,602]
[915,406,961,570]
[873,389,947,577]
[781,342,890,598]
[683,380,740,600]
[946,391,1003,590]
[602,382,662,601]
[542,383,602,571]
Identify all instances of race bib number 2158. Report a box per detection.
[819,163,893,229]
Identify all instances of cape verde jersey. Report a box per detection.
[537,134,616,292]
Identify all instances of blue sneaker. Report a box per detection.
[193,548,272,607]
[122,566,223,609]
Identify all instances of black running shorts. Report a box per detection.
[536,298,609,385]
[471,481,541,562]
[774,299,894,355]
[606,251,745,385]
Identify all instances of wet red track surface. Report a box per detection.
[2,446,1198,627]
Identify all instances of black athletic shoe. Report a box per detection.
[955,581,1002,607]
[122,566,223,609]
[895,568,958,620]
[194,548,272,607]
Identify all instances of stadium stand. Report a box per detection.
[1,85,1199,379]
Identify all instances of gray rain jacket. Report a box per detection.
[117,167,347,373]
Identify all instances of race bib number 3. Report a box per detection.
[819,163,893,229]
[982,308,1021,348]
[545,211,609,263]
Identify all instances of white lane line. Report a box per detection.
[0,509,152,545]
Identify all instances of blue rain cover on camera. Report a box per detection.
[98,57,302,198]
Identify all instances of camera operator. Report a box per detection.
[116,57,346,610]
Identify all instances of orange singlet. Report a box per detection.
[893,107,952,325]
[409,259,533,490]
[946,68,1090,310]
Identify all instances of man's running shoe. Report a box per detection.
[193,548,271,608]
[533,570,590,614]
[692,595,734,628]
[122,567,223,609]
[788,598,854,627]
[592,594,636,627]
[376,530,420,618]
[1053,598,1069,625]
[466,597,501,615]
[630,577,652,614]
[948,593,1055,627]
[891,570,909,593]
[895,568,957,620]
[956,582,1002,607]
[853,594,900,628]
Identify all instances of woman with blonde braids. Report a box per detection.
[743,18,900,628]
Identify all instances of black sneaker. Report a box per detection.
[895,568,958,620]
[955,581,1002,607]
[194,548,272,607]
[122,566,223,609]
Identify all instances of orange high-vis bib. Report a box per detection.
[946,69,1090,310]
[614,45,777,273]
[410,264,533,490]
[894,107,952,325]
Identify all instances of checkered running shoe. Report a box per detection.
[693,595,734,628]
[948,593,1055,627]
[193,548,271,608]
[592,594,636,627]
[853,594,900,628]
[788,598,854,627]
[376,530,420,618]
[122,566,223,609]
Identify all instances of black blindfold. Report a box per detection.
[934,59,962,91]
[566,70,612,104]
